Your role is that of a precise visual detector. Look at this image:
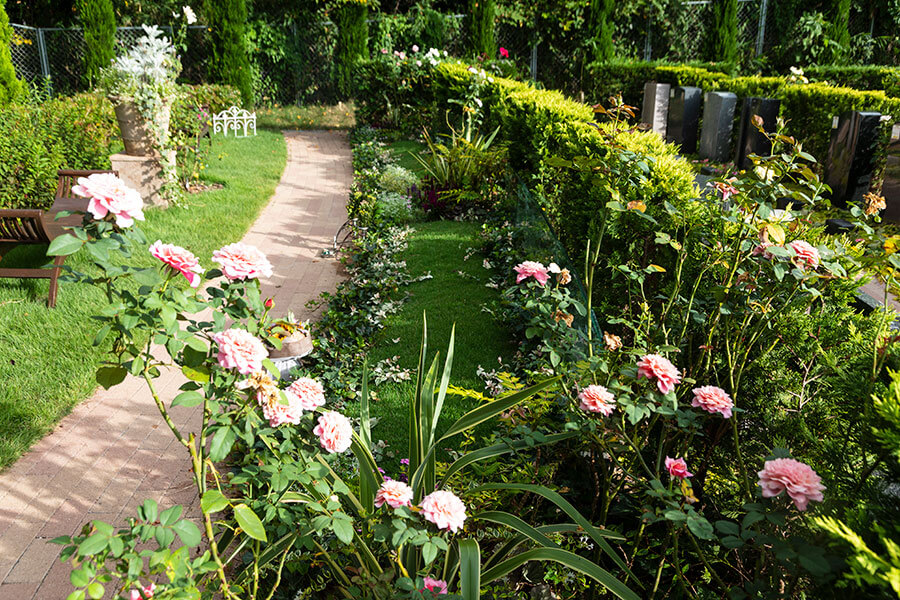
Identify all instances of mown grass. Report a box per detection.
[0,131,287,469]
[364,220,516,463]
[256,103,356,131]
[385,140,427,175]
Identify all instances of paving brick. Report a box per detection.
[4,540,60,583]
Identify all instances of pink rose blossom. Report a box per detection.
[665,457,693,479]
[423,577,448,595]
[213,328,267,375]
[757,458,825,511]
[751,242,776,259]
[313,411,353,453]
[287,377,326,411]
[130,583,155,600]
[514,261,549,286]
[149,240,203,288]
[259,390,304,427]
[499,47,509,58]
[212,242,273,281]
[72,173,145,227]
[412,44,419,52]
[691,385,734,418]
[788,240,820,270]
[578,385,616,416]
[419,490,467,533]
[637,354,682,394]
[374,480,414,509]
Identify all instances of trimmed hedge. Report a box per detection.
[804,65,900,97]
[588,60,900,162]
[355,59,697,257]
[0,84,240,210]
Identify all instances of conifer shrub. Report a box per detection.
[78,0,116,88]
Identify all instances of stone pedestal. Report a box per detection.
[699,91,737,161]
[641,82,671,137]
[824,111,882,207]
[110,152,171,207]
[666,86,702,154]
[734,97,780,169]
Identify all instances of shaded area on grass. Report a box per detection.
[385,140,427,176]
[256,103,356,131]
[364,220,516,464]
[0,131,287,469]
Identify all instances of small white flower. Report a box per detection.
[467,66,477,74]
[412,45,419,52]
[548,262,561,273]
[474,98,482,107]
[488,76,494,83]
[416,60,422,67]
[183,5,197,24]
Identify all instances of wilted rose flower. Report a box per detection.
[558,268,572,285]
[553,309,574,327]
[757,458,825,511]
[603,331,622,351]
[864,192,886,216]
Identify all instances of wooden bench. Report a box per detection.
[0,169,118,307]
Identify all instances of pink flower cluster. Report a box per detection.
[212,242,273,281]
[130,583,155,600]
[72,173,145,227]
[419,490,467,533]
[374,480,414,509]
[259,390,305,427]
[213,328,267,375]
[637,354,681,394]
[757,458,825,511]
[665,457,693,479]
[578,385,616,416]
[788,240,820,270]
[691,385,734,418]
[287,377,327,411]
[313,411,353,453]
[423,577,448,595]
[514,261,549,286]
[149,240,203,288]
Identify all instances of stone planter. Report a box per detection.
[112,99,170,157]
[268,331,314,359]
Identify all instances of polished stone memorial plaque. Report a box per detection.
[699,91,737,161]
[666,86,702,154]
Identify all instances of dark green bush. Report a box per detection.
[0,2,23,105]
[204,0,254,107]
[77,0,116,88]
[334,1,369,100]
[467,0,496,57]
[711,0,739,64]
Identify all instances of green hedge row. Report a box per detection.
[804,65,900,97]
[355,59,697,257]
[0,84,240,210]
[588,60,900,162]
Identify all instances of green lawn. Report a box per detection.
[386,140,427,175]
[256,103,356,131]
[365,220,516,462]
[0,131,287,469]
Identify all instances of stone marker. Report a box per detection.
[666,86,702,154]
[699,91,737,162]
[641,82,671,137]
[824,111,882,207]
[734,97,780,169]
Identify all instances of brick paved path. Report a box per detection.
[0,130,351,599]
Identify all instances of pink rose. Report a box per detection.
[212,242,273,281]
[636,354,682,394]
[313,411,353,453]
[259,390,304,427]
[213,328,267,375]
[513,261,549,286]
[375,480,414,509]
[130,583,155,600]
[419,490,467,533]
[757,458,825,511]
[287,377,326,411]
[665,456,693,479]
[788,240,820,270]
[412,44,419,52]
[578,385,615,416]
[149,240,204,288]
[72,173,145,227]
[499,47,509,58]
[691,385,734,418]
[423,577,448,595]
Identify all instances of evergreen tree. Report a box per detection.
[203,0,253,106]
[589,0,615,63]
[0,0,22,105]
[333,0,368,99]
[467,0,495,57]
[77,0,116,88]
[831,0,851,62]
[711,0,738,65]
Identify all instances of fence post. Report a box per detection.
[643,14,652,61]
[530,39,538,81]
[36,28,52,93]
[755,0,768,56]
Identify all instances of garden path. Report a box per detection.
[0,130,352,599]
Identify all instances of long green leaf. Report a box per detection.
[481,548,638,600]
[458,539,481,600]
[474,511,559,548]
[409,312,428,500]
[419,354,439,497]
[483,524,581,572]
[430,325,455,443]
[410,376,562,493]
[315,455,365,515]
[473,483,635,584]
[350,432,383,513]
[440,432,578,486]
[358,360,374,510]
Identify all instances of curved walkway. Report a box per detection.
[0,130,351,599]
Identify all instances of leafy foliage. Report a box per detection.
[204,0,254,106]
[0,1,23,105]
[334,1,369,100]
